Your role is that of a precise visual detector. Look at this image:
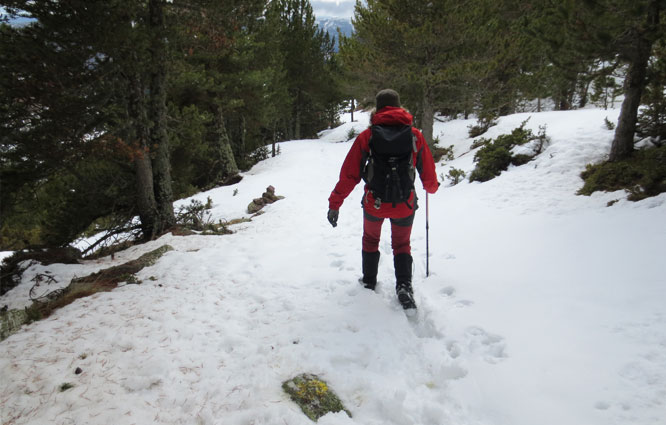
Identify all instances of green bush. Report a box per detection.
[249,145,270,163]
[431,144,455,162]
[468,114,498,138]
[446,168,466,185]
[469,144,513,182]
[469,119,544,182]
[511,154,533,166]
[578,145,666,201]
[470,138,491,150]
[604,117,616,130]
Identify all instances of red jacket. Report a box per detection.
[328,107,439,218]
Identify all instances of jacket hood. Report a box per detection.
[371,106,413,126]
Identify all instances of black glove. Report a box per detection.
[327,209,339,227]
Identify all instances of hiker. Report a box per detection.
[327,89,439,310]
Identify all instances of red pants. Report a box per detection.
[362,211,414,255]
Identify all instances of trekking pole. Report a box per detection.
[426,192,430,277]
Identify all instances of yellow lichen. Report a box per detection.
[296,379,329,400]
[282,373,351,421]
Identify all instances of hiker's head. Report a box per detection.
[375,89,400,111]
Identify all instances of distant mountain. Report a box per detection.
[316,17,353,51]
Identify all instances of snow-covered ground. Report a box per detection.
[2,108,665,425]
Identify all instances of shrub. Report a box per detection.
[431,144,455,162]
[469,144,513,182]
[469,118,546,182]
[578,145,666,201]
[470,137,491,150]
[249,145,270,163]
[604,117,616,130]
[174,197,230,235]
[446,168,466,185]
[468,114,498,138]
[346,128,359,141]
[534,125,549,155]
[511,154,533,166]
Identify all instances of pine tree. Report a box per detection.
[268,0,344,140]
[0,0,178,244]
[533,0,664,161]
[637,40,666,141]
[342,0,480,147]
[1,1,140,246]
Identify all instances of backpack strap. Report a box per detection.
[401,129,418,209]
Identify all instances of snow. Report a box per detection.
[2,108,666,425]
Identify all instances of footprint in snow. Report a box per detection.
[439,286,455,297]
[594,401,611,410]
[465,326,507,363]
[446,341,462,359]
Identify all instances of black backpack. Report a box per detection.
[362,124,417,208]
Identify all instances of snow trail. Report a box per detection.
[2,109,665,425]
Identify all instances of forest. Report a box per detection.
[1,0,664,253]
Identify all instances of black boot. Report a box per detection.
[394,253,416,310]
[361,251,380,290]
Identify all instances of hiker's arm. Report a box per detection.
[329,132,368,209]
[415,134,439,194]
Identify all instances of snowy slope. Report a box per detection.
[1,108,665,425]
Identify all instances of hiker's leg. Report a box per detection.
[391,214,416,309]
[361,211,384,289]
[389,213,414,255]
[362,210,384,253]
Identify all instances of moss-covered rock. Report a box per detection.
[0,308,29,341]
[282,373,351,422]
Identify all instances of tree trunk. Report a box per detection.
[610,0,659,162]
[215,107,239,180]
[578,78,592,108]
[128,72,158,239]
[556,87,572,111]
[272,124,277,157]
[555,77,576,111]
[294,107,301,140]
[611,55,649,161]
[421,85,435,148]
[350,98,355,122]
[135,155,157,237]
[240,115,247,156]
[148,0,174,232]
[284,118,293,141]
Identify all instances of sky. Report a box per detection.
[311,0,356,19]
[1,3,356,23]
